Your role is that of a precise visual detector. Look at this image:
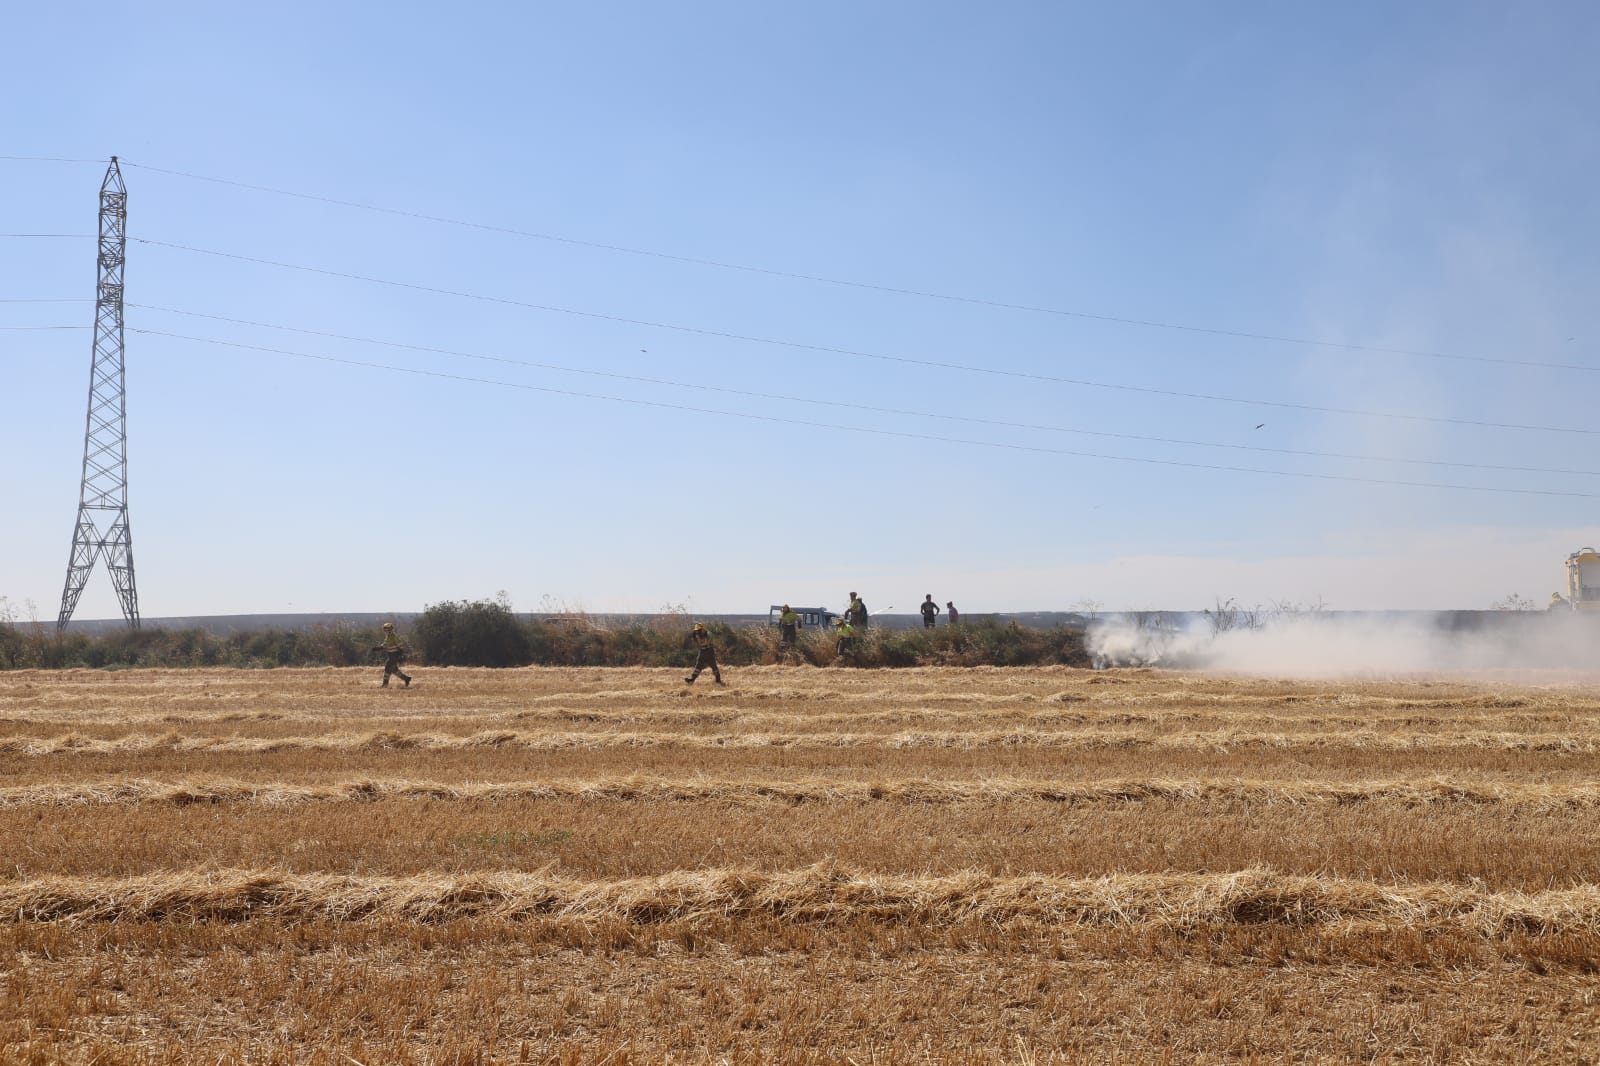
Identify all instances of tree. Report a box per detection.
[1490,593,1537,612]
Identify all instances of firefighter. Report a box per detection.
[846,591,868,629]
[373,622,412,688]
[833,617,856,661]
[778,604,801,659]
[685,622,725,685]
[1550,592,1571,611]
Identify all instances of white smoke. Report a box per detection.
[1087,611,1600,678]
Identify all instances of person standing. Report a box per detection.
[685,622,725,685]
[946,601,960,626]
[373,621,412,688]
[920,595,941,628]
[777,604,801,659]
[846,591,868,630]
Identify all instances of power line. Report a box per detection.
[0,233,94,238]
[131,325,1600,500]
[127,303,1600,479]
[0,325,88,330]
[131,236,1600,437]
[0,155,103,164]
[119,159,1588,374]
[0,298,91,303]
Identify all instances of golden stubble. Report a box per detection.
[4,664,1600,1064]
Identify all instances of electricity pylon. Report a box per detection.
[58,156,140,630]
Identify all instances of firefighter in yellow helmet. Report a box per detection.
[833,616,856,662]
[373,622,412,688]
[777,604,800,660]
[685,622,725,685]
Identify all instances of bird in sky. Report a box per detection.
[1254,423,1266,430]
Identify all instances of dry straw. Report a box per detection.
[9,727,1600,756]
[6,774,1600,811]
[5,864,1599,934]
[13,701,1584,733]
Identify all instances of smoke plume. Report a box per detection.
[1087,610,1600,677]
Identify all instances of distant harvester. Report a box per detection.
[1566,548,1600,609]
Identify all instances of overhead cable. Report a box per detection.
[130,237,1600,437]
[0,155,103,164]
[119,159,1588,373]
[130,326,1600,500]
[127,303,1600,478]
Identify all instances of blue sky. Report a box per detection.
[4,1,1598,619]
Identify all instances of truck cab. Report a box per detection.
[769,606,838,629]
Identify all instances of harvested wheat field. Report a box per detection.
[5,665,1600,1064]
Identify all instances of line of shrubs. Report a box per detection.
[415,599,1090,668]
[0,621,375,670]
[0,598,1091,671]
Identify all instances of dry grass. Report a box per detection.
[14,725,1600,758]
[10,772,1600,810]
[7,865,1600,931]
[4,665,1600,1063]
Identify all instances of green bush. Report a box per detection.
[0,624,25,670]
[304,623,370,667]
[414,598,533,667]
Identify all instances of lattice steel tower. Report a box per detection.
[58,156,140,630]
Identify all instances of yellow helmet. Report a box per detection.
[383,622,394,630]
[693,622,705,631]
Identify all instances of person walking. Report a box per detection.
[920,594,941,629]
[946,601,960,626]
[777,604,801,659]
[846,591,868,630]
[685,622,725,685]
[373,622,412,688]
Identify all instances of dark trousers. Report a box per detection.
[688,648,721,682]
[923,615,937,628]
[382,652,411,686]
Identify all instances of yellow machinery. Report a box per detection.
[1566,548,1600,609]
